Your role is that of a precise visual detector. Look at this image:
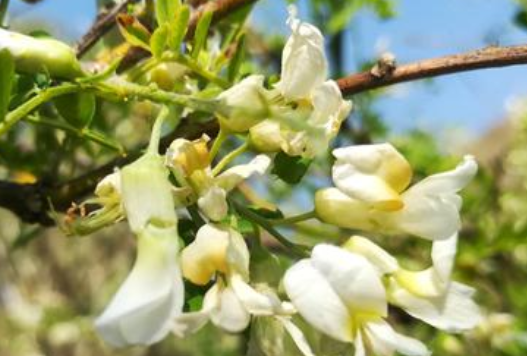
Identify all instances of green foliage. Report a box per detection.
[54,92,96,129]
[271,152,312,184]
[116,14,151,50]
[192,9,214,59]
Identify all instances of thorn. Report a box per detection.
[370,52,397,79]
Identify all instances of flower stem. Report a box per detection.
[148,105,169,154]
[209,128,227,161]
[24,115,125,154]
[0,83,80,136]
[231,199,309,257]
[212,140,249,176]
[270,210,317,226]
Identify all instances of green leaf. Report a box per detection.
[156,0,179,26]
[515,9,527,30]
[168,4,190,51]
[0,49,14,122]
[150,25,169,58]
[191,9,213,59]
[248,206,284,220]
[271,152,312,184]
[54,92,96,129]
[116,14,151,51]
[228,34,246,82]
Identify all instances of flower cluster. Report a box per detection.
[67,7,482,356]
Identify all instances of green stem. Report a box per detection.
[24,115,125,153]
[209,128,227,161]
[163,53,229,88]
[212,140,248,176]
[148,105,169,154]
[93,81,221,114]
[0,83,80,136]
[270,210,317,226]
[231,199,309,257]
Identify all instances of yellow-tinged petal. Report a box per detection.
[343,236,399,275]
[181,224,230,285]
[314,188,377,231]
[166,135,211,176]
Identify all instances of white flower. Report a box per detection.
[249,7,352,158]
[284,244,430,356]
[95,152,184,347]
[166,137,271,222]
[218,75,268,133]
[175,224,293,335]
[315,143,478,240]
[344,235,483,332]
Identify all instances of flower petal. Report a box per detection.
[332,143,412,211]
[364,320,431,356]
[209,284,251,333]
[389,156,477,240]
[283,259,352,343]
[197,185,228,221]
[230,274,282,315]
[315,188,376,231]
[181,223,230,285]
[311,244,387,318]
[277,316,317,356]
[342,236,399,275]
[215,154,272,192]
[95,224,183,347]
[277,5,327,100]
[390,281,482,332]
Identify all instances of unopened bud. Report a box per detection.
[166,135,211,176]
[0,28,83,79]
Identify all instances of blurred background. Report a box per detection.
[2,0,527,355]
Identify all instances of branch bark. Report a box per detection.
[337,44,527,95]
[75,0,139,58]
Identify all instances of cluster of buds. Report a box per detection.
[63,6,482,356]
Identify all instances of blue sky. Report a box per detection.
[8,0,527,138]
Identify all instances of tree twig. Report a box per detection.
[337,44,527,95]
[75,0,139,58]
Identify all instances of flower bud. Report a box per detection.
[248,120,284,153]
[0,28,83,79]
[218,75,267,133]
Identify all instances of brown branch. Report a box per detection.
[75,0,139,58]
[337,44,527,95]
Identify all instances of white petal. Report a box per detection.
[283,259,352,343]
[343,236,399,275]
[121,153,177,232]
[311,244,387,317]
[95,225,183,347]
[389,156,477,240]
[215,154,272,192]
[197,185,228,221]
[309,80,352,135]
[314,188,376,231]
[277,316,316,356]
[210,284,251,333]
[364,320,431,356]
[172,283,220,337]
[230,274,281,315]
[277,5,327,100]
[387,192,461,241]
[390,281,483,332]
[95,172,121,197]
[408,155,477,196]
[332,143,411,211]
[225,228,251,278]
[394,234,457,298]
